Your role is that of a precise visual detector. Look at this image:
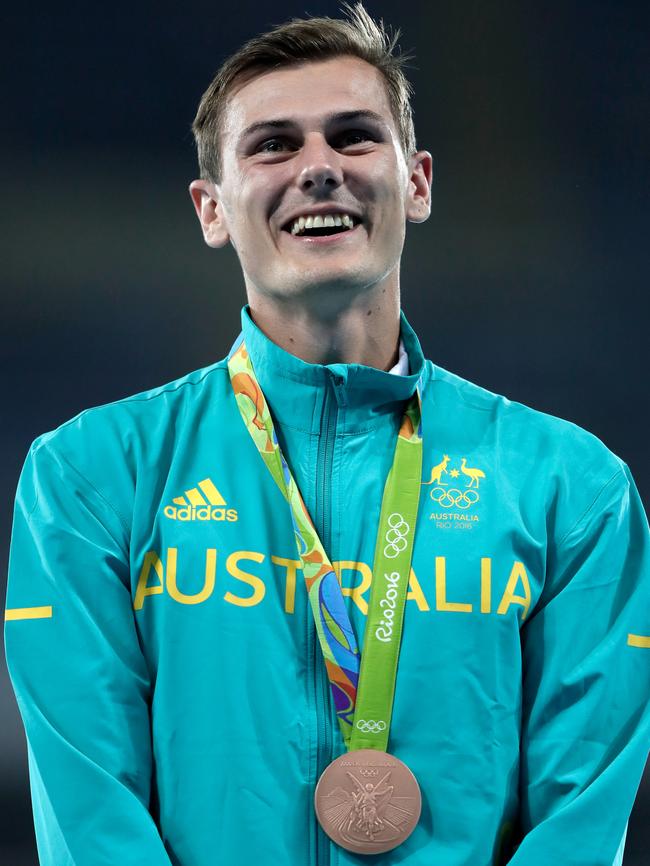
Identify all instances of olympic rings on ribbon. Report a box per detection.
[355,719,387,733]
[383,512,410,559]
[429,486,479,509]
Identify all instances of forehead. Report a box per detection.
[222,55,395,142]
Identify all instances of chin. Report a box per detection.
[283,262,381,298]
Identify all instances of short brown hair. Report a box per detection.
[191,2,416,183]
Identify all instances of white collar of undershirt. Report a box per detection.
[387,337,409,376]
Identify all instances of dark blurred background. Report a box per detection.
[1,1,648,863]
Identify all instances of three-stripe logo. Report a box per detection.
[163,478,238,522]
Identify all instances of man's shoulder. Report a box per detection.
[427,361,626,478]
[28,358,231,467]
[15,359,235,524]
[42,359,229,437]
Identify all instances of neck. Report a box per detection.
[246,286,402,370]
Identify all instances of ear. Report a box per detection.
[405,150,433,224]
[188,180,231,248]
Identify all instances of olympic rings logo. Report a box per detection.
[356,719,387,733]
[383,512,410,559]
[429,487,479,510]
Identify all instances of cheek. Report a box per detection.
[231,170,285,240]
[366,159,409,215]
[223,191,261,254]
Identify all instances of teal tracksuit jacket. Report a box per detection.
[5,306,650,866]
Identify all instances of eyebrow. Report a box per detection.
[238,110,388,143]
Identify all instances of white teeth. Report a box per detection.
[288,212,357,235]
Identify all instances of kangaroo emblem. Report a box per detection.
[422,454,450,487]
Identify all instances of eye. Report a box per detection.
[338,129,375,148]
[256,137,296,154]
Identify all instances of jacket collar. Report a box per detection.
[227,305,428,434]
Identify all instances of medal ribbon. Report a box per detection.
[228,341,423,752]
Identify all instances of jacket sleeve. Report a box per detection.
[4,440,172,866]
[508,462,650,865]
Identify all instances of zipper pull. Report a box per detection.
[328,370,347,407]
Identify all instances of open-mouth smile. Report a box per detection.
[281,211,363,242]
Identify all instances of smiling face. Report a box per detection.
[190,56,432,311]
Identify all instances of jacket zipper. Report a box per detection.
[313,375,339,866]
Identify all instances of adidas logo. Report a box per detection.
[163,478,238,522]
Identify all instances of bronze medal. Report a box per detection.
[314,749,421,855]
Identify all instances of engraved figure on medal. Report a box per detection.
[326,770,409,842]
[314,750,421,854]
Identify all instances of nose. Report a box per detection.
[297,134,343,194]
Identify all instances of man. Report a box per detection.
[5,4,649,865]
